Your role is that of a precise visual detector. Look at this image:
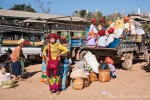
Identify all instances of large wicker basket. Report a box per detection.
[98,69,110,83]
[84,76,91,87]
[89,72,98,82]
[73,77,84,90]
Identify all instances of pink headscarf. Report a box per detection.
[99,18,105,23]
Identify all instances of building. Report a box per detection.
[0,9,90,37]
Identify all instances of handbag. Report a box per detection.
[47,44,59,70]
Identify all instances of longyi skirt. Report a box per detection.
[11,61,22,76]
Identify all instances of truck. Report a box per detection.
[64,28,149,70]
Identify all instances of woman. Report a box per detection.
[97,29,107,48]
[98,18,105,31]
[89,18,98,34]
[43,33,68,95]
[10,38,25,81]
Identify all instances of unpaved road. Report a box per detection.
[0,60,150,100]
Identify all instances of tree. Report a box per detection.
[0,7,2,9]
[9,3,36,12]
[35,0,51,14]
[128,13,131,18]
[80,10,86,18]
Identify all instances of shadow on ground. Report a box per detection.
[22,70,41,79]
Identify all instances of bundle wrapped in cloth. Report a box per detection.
[1,80,18,89]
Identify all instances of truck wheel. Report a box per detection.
[122,53,133,70]
[79,50,87,60]
[144,50,149,62]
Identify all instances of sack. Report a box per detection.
[84,51,99,73]
[89,72,98,82]
[99,62,108,70]
[48,58,58,70]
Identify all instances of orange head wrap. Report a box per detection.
[105,56,114,64]
[124,16,130,22]
[108,20,112,26]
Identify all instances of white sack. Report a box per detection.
[84,51,99,73]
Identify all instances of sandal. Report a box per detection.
[56,91,60,95]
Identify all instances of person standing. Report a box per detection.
[10,38,25,81]
[43,33,68,95]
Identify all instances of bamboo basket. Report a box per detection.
[84,76,91,87]
[89,72,98,82]
[73,77,84,90]
[136,35,142,42]
[98,69,110,83]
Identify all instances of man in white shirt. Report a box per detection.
[89,18,98,34]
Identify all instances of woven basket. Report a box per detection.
[73,77,84,90]
[136,35,142,42]
[98,69,110,83]
[84,76,91,87]
[89,72,98,82]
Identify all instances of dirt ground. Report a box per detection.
[0,60,150,100]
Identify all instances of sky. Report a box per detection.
[0,0,150,16]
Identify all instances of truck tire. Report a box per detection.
[79,50,87,61]
[122,53,133,70]
[144,50,149,62]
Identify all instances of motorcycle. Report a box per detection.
[0,48,12,73]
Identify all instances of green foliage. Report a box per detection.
[9,3,36,12]
[80,10,86,18]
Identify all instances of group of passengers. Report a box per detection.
[86,16,144,48]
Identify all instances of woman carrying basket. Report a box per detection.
[43,33,69,95]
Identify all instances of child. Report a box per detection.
[43,33,69,95]
[105,57,117,78]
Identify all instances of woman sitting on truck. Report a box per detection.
[86,31,97,48]
[97,29,107,48]
[86,18,98,48]
[106,27,120,48]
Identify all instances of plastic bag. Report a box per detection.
[99,62,109,70]
[84,51,99,73]
[74,61,85,69]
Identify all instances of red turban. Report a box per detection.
[105,57,114,64]
[48,33,61,40]
[108,27,114,34]
[99,18,105,23]
[91,18,96,24]
[98,29,105,36]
